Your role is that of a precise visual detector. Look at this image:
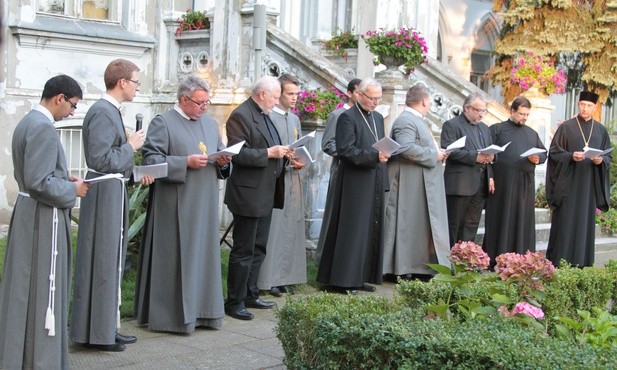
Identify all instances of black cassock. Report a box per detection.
[483,120,547,265]
[317,104,388,288]
[546,116,611,267]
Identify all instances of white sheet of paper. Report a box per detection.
[84,173,124,183]
[445,136,466,154]
[478,142,511,155]
[208,140,246,160]
[289,131,316,149]
[520,147,547,157]
[372,136,401,156]
[132,163,168,182]
[583,147,614,159]
[293,146,315,165]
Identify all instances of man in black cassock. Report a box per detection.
[546,91,611,267]
[483,97,546,266]
[317,78,389,294]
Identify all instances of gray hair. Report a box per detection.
[406,83,430,106]
[251,76,280,97]
[177,75,211,101]
[463,92,488,108]
[358,78,381,93]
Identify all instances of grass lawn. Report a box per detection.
[0,234,320,319]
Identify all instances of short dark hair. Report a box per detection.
[511,96,531,111]
[41,75,83,100]
[279,73,300,90]
[104,59,139,90]
[347,78,361,93]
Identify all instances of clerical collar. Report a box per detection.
[344,102,353,110]
[102,93,121,110]
[249,97,266,115]
[508,118,523,127]
[355,102,371,115]
[577,114,594,124]
[272,106,288,116]
[404,106,424,118]
[33,104,55,124]
[174,104,192,120]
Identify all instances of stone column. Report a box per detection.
[521,94,555,187]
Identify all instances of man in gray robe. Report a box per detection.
[258,74,307,297]
[71,59,153,352]
[0,75,89,369]
[383,84,450,279]
[135,75,231,332]
[315,78,361,262]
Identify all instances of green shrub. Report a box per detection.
[394,278,449,309]
[543,263,615,326]
[278,295,617,369]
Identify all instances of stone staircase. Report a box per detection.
[475,208,617,267]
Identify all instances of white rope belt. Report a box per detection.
[20,191,59,336]
[88,169,126,329]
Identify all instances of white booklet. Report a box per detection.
[84,173,123,183]
[445,136,466,154]
[289,131,316,149]
[132,163,168,182]
[583,147,614,159]
[478,142,511,155]
[520,147,547,157]
[372,136,401,156]
[293,146,315,165]
[208,140,245,160]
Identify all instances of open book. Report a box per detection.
[478,142,511,155]
[133,163,168,182]
[289,131,316,149]
[292,146,315,165]
[208,140,245,160]
[445,136,466,154]
[372,136,401,156]
[520,147,547,157]
[583,147,614,159]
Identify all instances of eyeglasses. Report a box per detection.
[63,95,78,110]
[184,95,211,108]
[360,91,382,103]
[126,79,141,87]
[470,106,488,114]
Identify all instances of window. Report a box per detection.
[38,0,119,21]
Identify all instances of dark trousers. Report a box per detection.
[225,213,272,310]
[446,186,487,247]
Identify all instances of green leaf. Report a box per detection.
[427,263,452,275]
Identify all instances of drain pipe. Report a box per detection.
[253,4,266,80]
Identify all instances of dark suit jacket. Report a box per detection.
[224,97,285,217]
[440,113,493,197]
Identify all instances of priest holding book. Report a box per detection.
[546,91,612,267]
[483,97,546,267]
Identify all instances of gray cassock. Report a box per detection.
[0,109,76,369]
[135,109,227,332]
[71,98,136,345]
[258,108,307,290]
[383,110,450,275]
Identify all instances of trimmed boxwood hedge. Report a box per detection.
[277,294,617,369]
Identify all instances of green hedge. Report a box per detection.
[277,295,617,369]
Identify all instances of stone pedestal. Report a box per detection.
[519,93,555,187]
[300,119,330,240]
[376,73,411,136]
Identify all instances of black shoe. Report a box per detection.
[357,283,376,292]
[225,307,254,320]
[268,287,282,297]
[245,298,276,309]
[85,343,126,352]
[115,332,137,344]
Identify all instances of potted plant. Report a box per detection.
[175,9,210,37]
[293,87,346,122]
[362,27,428,75]
[323,28,358,62]
[510,52,567,96]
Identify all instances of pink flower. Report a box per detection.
[512,302,544,319]
[449,241,490,270]
[498,306,511,317]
